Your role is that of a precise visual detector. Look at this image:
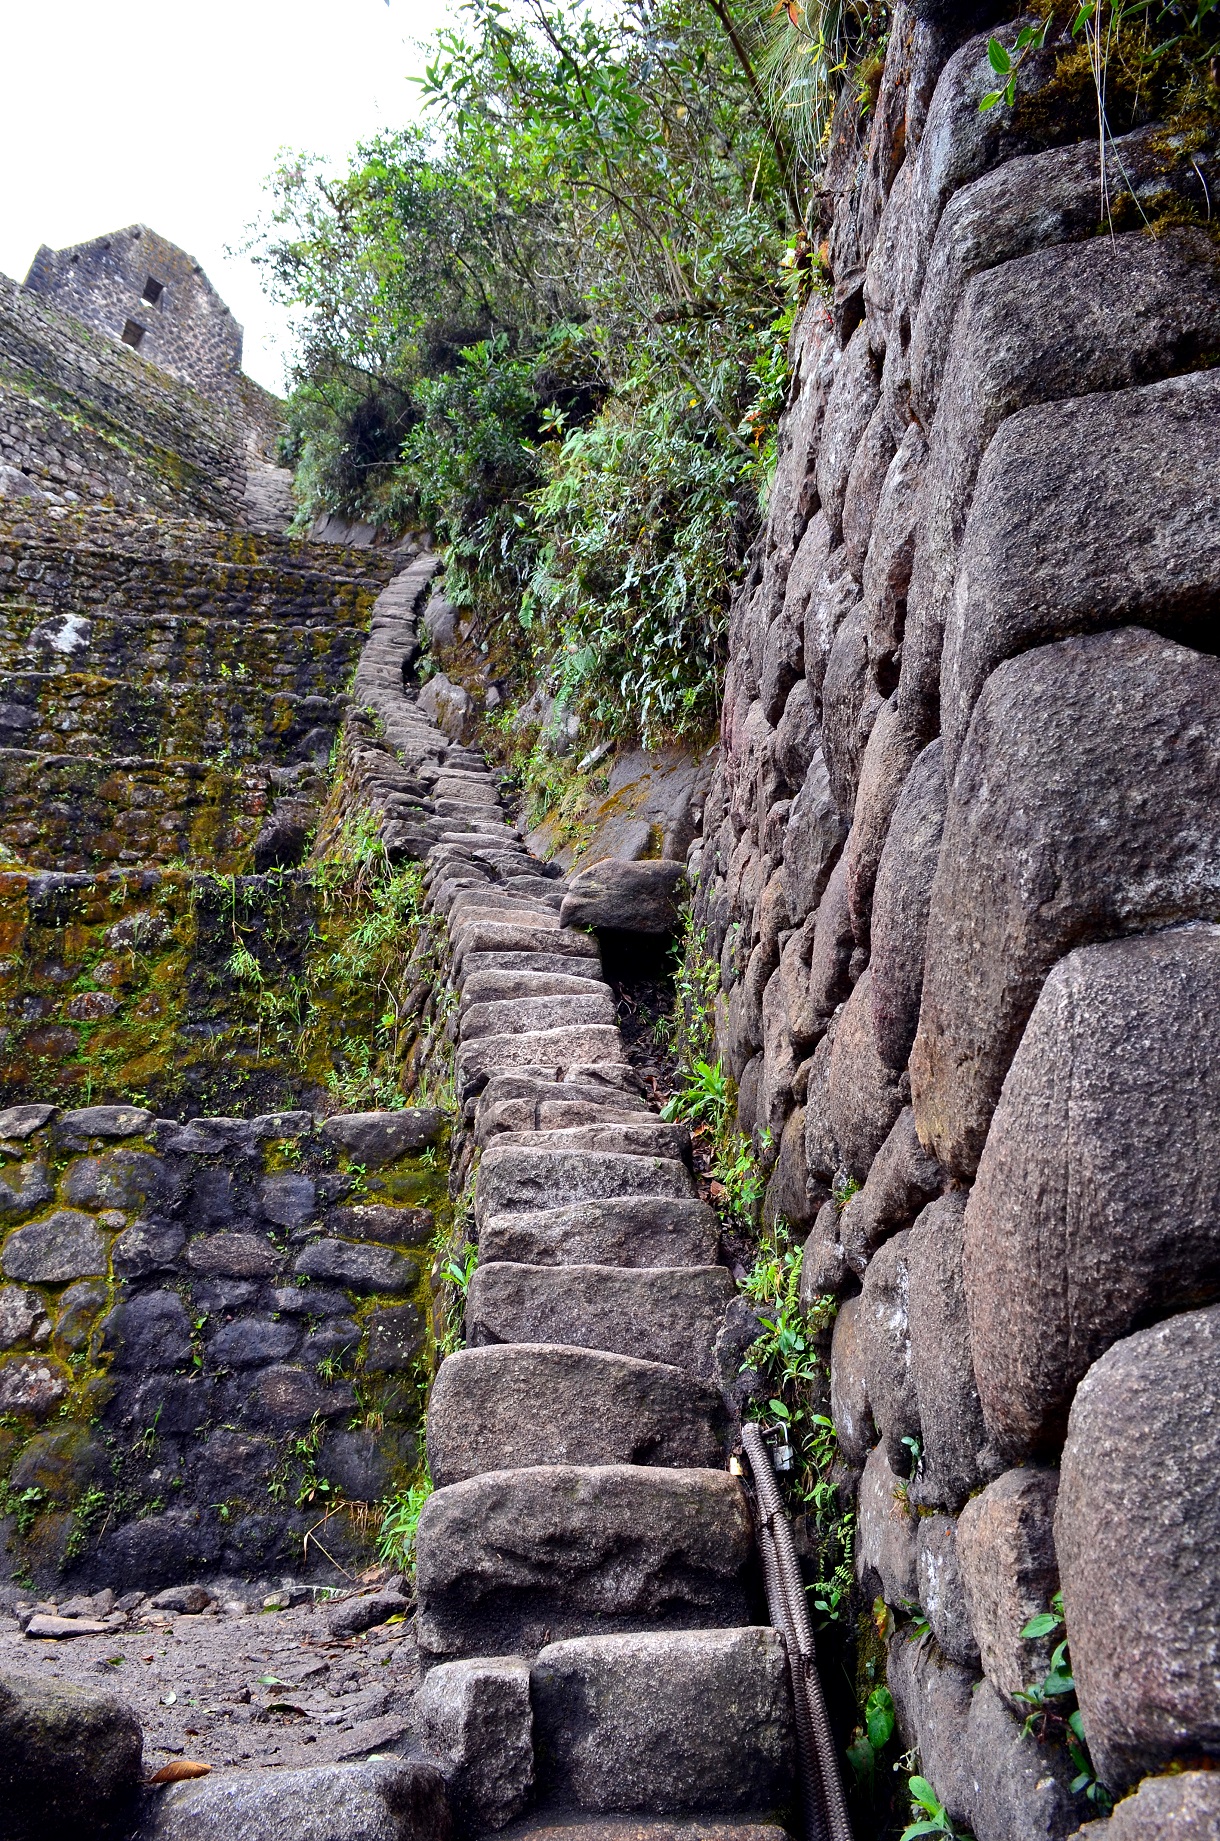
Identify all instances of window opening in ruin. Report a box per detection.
[121,320,146,349]
[142,276,164,306]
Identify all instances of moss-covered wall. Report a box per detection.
[0,1102,449,1590]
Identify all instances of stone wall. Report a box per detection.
[691,4,1220,1831]
[0,1098,446,1591]
[24,227,243,407]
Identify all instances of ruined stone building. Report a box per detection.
[24,226,244,408]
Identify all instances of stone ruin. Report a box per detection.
[24,227,244,411]
[3,9,1220,1838]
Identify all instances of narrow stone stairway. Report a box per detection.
[352,573,801,1841]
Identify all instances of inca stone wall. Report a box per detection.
[0,1098,444,1590]
[691,2,1220,1832]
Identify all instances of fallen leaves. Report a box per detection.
[147,1761,211,1784]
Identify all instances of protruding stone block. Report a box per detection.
[1056,1306,1220,1790]
[415,1657,533,1834]
[956,1468,1060,1706]
[530,1628,795,1816]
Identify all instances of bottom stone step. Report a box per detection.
[530,1629,795,1820]
[496,1820,791,1841]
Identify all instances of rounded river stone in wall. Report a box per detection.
[2,1210,107,1283]
[0,1354,70,1417]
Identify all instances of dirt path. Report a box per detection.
[0,1595,421,1773]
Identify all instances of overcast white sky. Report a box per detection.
[0,0,452,394]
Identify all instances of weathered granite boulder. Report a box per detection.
[856,1443,918,1605]
[859,1230,919,1474]
[2,1210,106,1283]
[868,739,946,1072]
[943,370,1220,769]
[134,1757,450,1841]
[530,1628,795,1815]
[888,1633,978,1826]
[957,1467,1060,1706]
[912,629,1220,1180]
[916,1514,980,1669]
[838,1106,944,1274]
[0,1668,142,1839]
[1056,1306,1220,1790]
[965,926,1220,1459]
[1069,1772,1220,1840]
[907,1192,996,1510]
[559,858,687,935]
[415,1657,533,1833]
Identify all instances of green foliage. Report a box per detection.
[846,1683,897,1792]
[1015,1592,1113,1815]
[980,20,1052,108]
[253,0,837,746]
[901,1774,957,1839]
[739,1222,852,1622]
[377,1475,433,1576]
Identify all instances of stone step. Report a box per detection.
[415,1463,755,1662]
[496,1820,788,1841]
[504,874,576,904]
[475,1147,694,1224]
[462,992,619,1040]
[476,1096,652,1146]
[457,1026,628,1090]
[0,748,265,872]
[453,918,599,970]
[437,885,560,923]
[426,1344,727,1485]
[447,896,560,933]
[461,949,607,982]
[479,1197,720,1268]
[486,1122,689,1162]
[460,970,610,1013]
[466,1262,734,1377]
[529,1629,795,1819]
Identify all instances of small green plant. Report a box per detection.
[64,1484,107,1563]
[661,1058,730,1133]
[900,1774,957,1839]
[979,20,1053,109]
[1015,1592,1113,1815]
[377,1475,433,1576]
[845,1683,896,1792]
[442,1245,479,1298]
[133,1406,161,1459]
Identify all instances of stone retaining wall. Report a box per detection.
[690,2,1220,1830]
[0,1100,446,1592]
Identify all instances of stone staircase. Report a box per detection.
[348,574,801,1840]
